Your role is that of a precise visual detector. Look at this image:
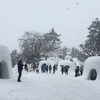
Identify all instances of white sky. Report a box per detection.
[0,0,100,51]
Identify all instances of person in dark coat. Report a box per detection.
[33,63,36,71]
[80,66,84,75]
[61,65,64,74]
[53,65,56,74]
[49,65,52,73]
[17,60,24,82]
[75,66,80,77]
[64,65,70,74]
[46,65,48,73]
[25,63,28,72]
[41,63,46,73]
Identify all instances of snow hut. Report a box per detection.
[83,56,100,80]
[0,45,12,79]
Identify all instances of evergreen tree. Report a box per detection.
[80,18,100,56]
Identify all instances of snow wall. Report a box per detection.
[83,56,100,80]
[0,45,13,79]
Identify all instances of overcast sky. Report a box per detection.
[0,0,100,51]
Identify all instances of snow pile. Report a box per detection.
[0,45,13,79]
[83,56,100,80]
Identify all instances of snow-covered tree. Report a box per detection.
[18,28,61,63]
[70,47,79,58]
[70,47,88,62]
[10,50,19,67]
[59,46,70,59]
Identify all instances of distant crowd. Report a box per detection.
[17,60,83,82]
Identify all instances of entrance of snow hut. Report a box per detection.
[0,61,9,79]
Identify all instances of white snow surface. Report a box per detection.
[83,56,100,79]
[1,65,100,100]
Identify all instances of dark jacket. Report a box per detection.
[18,60,23,72]
[75,66,79,73]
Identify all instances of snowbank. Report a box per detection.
[0,45,13,79]
[83,56,100,80]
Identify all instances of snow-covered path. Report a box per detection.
[0,71,100,100]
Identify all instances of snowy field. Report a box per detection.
[0,68,100,100]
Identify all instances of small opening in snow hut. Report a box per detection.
[88,69,97,80]
[0,61,9,79]
[0,62,2,78]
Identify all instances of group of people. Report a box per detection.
[60,65,83,77]
[17,60,57,82]
[75,66,83,77]
[41,64,57,74]
[17,60,83,82]
[60,65,70,75]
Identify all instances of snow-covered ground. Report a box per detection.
[0,66,100,100]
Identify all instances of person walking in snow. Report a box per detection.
[75,66,80,77]
[41,63,46,73]
[53,65,56,74]
[49,65,52,73]
[25,63,28,72]
[64,65,70,75]
[80,66,84,75]
[46,65,48,73]
[61,65,64,74]
[17,60,24,82]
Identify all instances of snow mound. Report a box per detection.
[83,56,100,80]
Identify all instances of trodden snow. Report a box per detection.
[0,66,100,100]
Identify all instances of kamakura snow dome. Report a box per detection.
[83,56,100,80]
[0,45,13,79]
